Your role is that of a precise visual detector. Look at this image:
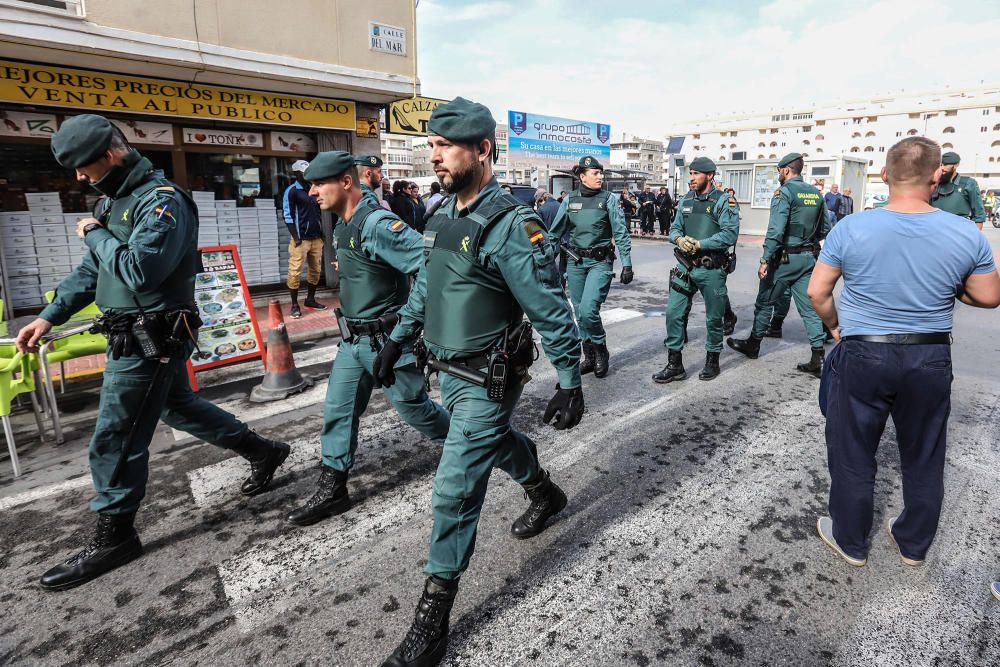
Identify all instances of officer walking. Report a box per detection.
[283,159,327,318]
[728,153,830,375]
[653,157,740,383]
[284,152,452,526]
[372,97,584,667]
[932,152,987,229]
[15,114,290,591]
[354,154,386,208]
[550,156,634,378]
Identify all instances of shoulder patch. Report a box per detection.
[728,196,738,207]
[389,220,406,233]
[155,186,176,192]
[524,220,546,246]
[773,188,782,198]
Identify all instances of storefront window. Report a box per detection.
[185,154,306,208]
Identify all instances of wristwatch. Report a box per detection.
[82,222,102,236]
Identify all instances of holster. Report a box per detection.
[92,308,202,360]
[669,267,697,298]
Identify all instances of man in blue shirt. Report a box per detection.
[284,159,327,318]
[808,137,1000,569]
[823,183,843,221]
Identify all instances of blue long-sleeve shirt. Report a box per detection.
[282,182,322,240]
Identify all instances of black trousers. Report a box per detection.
[639,206,656,233]
[821,340,952,560]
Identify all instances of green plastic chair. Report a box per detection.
[43,291,106,393]
[1,351,46,477]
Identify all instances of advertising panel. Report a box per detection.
[507,111,610,167]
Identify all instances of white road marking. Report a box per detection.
[0,476,92,511]
[599,307,644,326]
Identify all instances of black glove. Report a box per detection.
[372,338,402,388]
[543,386,584,430]
[620,266,634,284]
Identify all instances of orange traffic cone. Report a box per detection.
[250,300,313,402]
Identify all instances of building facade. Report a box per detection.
[610,134,664,182]
[667,86,1000,190]
[381,132,415,182]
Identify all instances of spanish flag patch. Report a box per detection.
[524,220,545,246]
[390,220,405,232]
[728,196,738,207]
[153,206,173,219]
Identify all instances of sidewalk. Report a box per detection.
[630,231,765,247]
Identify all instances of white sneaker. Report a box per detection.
[817,516,867,567]
[885,516,925,567]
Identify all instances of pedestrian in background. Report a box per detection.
[409,182,426,232]
[809,136,1000,568]
[424,181,445,219]
[536,191,560,230]
[391,179,418,230]
[655,186,674,236]
[283,159,327,318]
[381,179,393,210]
[836,186,855,222]
[620,189,637,232]
[637,184,657,235]
[824,183,843,219]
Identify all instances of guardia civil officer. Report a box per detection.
[727,153,830,375]
[932,151,987,229]
[15,114,290,591]
[284,152,452,526]
[372,97,584,667]
[354,154,386,209]
[550,155,633,378]
[653,157,739,383]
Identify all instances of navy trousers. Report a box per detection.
[822,340,952,560]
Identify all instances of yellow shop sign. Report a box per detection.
[0,60,356,130]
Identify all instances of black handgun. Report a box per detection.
[673,246,695,273]
[560,243,582,264]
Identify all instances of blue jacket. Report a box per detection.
[282,181,322,240]
[537,198,561,230]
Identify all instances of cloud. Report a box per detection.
[417,0,1000,139]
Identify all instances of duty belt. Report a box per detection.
[691,249,729,270]
[785,244,819,255]
[842,333,952,345]
[567,244,615,262]
[335,308,399,351]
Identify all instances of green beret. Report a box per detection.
[427,96,496,143]
[777,152,803,168]
[304,151,355,181]
[51,114,116,168]
[577,155,604,171]
[688,157,716,173]
[942,151,960,165]
[353,155,383,168]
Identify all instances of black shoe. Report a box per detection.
[304,284,328,311]
[796,346,824,378]
[580,340,596,375]
[383,576,459,667]
[286,465,351,526]
[698,351,721,381]
[290,303,302,319]
[510,469,567,539]
[40,513,143,591]
[723,310,738,337]
[763,317,784,338]
[232,430,291,496]
[593,342,610,378]
[652,350,686,384]
[727,335,762,359]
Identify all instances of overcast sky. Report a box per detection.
[416,0,1000,139]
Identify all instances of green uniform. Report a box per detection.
[665,187,740,353]
[550,189,631,345]
[39,150,249,515]
[360,183,383,210]
[390,178,581,579]
[321,201,451,472]
[932,174,986,223]
[750,176,830,347]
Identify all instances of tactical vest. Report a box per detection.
[333,202,409,320]
[932,178,973,218]
[781,180,824,246]
[96,175,200,313]
[679,189,723,240]
[566,190,613,248]
[422,193,524,355]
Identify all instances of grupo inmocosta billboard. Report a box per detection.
[507,110,610,167]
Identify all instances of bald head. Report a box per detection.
[885,137,941,188]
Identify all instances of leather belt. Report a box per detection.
[842,333,951,345]
[785,245,818,254]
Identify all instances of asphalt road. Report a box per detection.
[1,232,999,666]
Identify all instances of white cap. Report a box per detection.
[291,159,310,173]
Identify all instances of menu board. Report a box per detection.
[187,246,265,389]
[752,164,781,209]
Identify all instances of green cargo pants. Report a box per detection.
[425,371,542,580]
[320,337,451,471]
[90,347,248,515]
[566,257,614,344]
[751,254,826,347]
[665,265,728,353]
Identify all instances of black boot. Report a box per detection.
[232,430,291,496]
[652,350,686,384]
[579,341,596,375]
[510,469,567,539]
[727,334,762,359]
[796,346,824,378]
[40,512,143,591]
[723,304,738,337]
[698,351,721,381]
[289,288,301,319]
[763,317,784,338]
[303,283,328,311]
[593,342,610,378]
[383,576,459,667]
[286,465,351,526]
